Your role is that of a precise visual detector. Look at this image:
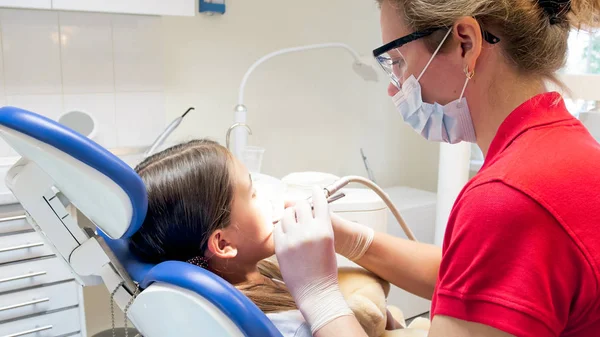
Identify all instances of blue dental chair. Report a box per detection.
[0,106,284,337]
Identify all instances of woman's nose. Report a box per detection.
[388,82,400,97]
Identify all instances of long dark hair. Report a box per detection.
[129,139,296,313]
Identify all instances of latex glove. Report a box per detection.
[330,212,375,261]
[274,187,354,334]
[282,200,374,262]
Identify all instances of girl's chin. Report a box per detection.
[266,234,275,253]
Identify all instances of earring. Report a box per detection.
[464,65,475,79]
[187,256,209,269]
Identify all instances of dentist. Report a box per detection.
[274,0,600,336]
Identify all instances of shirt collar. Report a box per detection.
[484,92,574,164]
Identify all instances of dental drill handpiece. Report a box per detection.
[322,179,349,199]
[272,193,346,224]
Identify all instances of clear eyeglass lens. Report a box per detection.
[376,50,406,89]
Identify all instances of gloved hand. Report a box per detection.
[282,200,375,262]
[330,212,375,262]
[274,187,354,334]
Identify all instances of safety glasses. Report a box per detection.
[373,27,500,89]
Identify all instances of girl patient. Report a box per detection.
[129,139,312,336]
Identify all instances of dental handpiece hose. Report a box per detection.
[324,176,418,242]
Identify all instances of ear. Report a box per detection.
[453,16,483,73]
[206,229,238,259]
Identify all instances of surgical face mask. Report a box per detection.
[392,29,477,144]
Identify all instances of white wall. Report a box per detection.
[0,3,439,192]
[0,9,166,157]
[161,0,440,191]
[0,2,439,191]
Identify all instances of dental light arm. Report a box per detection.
[323,176,418,242]
[238,43,366,105]
[232,43,378,158]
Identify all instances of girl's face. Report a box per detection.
[225,157,277,265]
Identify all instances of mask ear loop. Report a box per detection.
[417,28,453,82]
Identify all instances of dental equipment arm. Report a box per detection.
[144,107,195,158]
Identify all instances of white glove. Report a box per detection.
[274,187,354,334]
[330,212,375,261]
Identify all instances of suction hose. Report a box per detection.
[323,176,418,242]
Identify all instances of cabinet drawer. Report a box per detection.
[0,281,80,322]
[0,258,73,294]
[0,307,80,337]
[0,232,53,265]
[0,215,29,237]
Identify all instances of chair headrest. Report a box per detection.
[98,229,154,283]
[0,107,147,239]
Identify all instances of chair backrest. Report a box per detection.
[0,106,147,240]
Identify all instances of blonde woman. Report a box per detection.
[273,1,600,336]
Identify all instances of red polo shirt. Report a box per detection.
[431,92,600,337]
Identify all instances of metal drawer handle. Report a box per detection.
[0,271,47,284]
[2,325,52,337]
[0,215,26,224]
[0,242,44,254]
[0,298,50,312]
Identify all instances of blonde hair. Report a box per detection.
[379,0,600,83]
[237,259,297,313]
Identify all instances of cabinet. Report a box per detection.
[0,0,195,16]
[0,209,87,337]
